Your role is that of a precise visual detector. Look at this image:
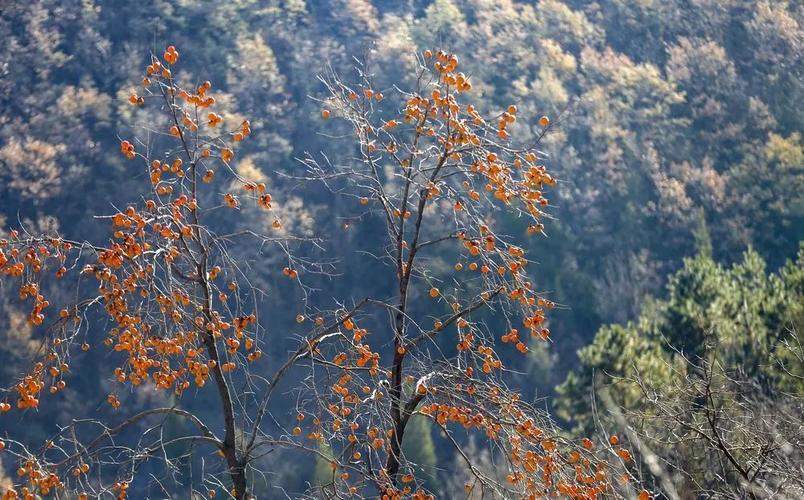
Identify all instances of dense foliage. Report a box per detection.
[0,0,801,497]
[557,246,804,497]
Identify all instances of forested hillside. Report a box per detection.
[0,1,801,498]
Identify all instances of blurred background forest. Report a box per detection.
[1,0,802,496]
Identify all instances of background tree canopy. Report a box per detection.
[557,247,804,496]
[1,0,801,496]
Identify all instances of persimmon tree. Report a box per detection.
[0,46,643,499]
[0,45,329,499]
[291,50,644,499]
